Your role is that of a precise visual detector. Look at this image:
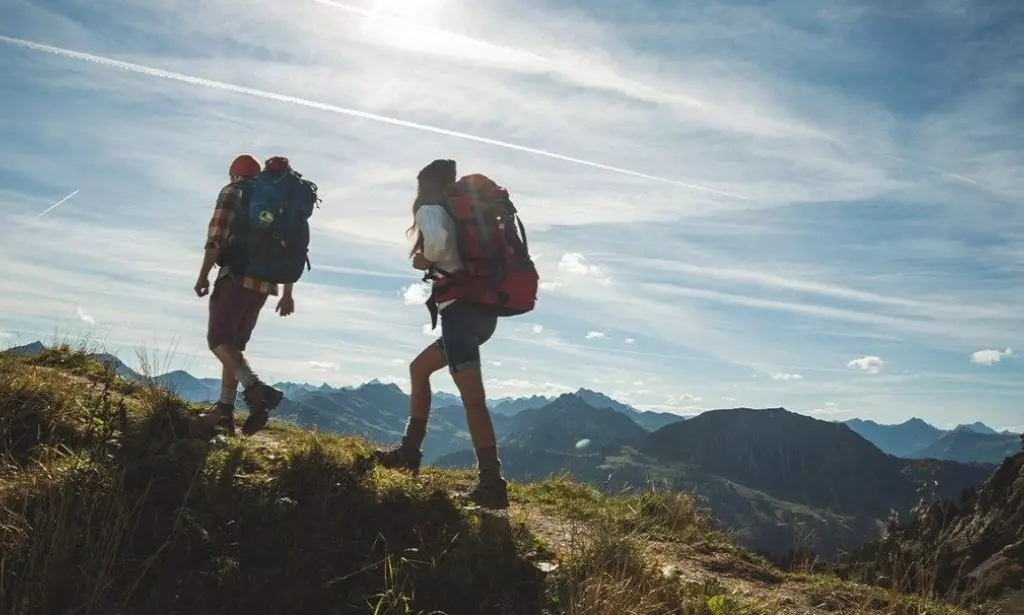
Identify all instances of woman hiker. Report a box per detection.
[370,158,510,510]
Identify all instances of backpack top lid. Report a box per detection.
[264,156,291,174]
[449,173,509,201]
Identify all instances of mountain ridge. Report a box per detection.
[2,340,1012,466]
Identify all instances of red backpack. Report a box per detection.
[424,174,539,327]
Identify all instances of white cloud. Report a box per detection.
[375,374,409,387]
[401,283,431,305]
[561,250,606,276]
[487,360,502,367]
[584,331,606,340]
[483,378,573,397]
[847,356,884,374]
[809,401,844,416]
[532,324,544,334]
[624,338,635,344]
[666,393,702,405]
[76,306,96,325]
[308,361,341,371]
[721,396,737,402]
[772,372,803,381]
[649,393,705,414]
[970,348,1014,365]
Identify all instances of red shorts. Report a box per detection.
[207,276,268,351]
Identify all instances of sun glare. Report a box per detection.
[369,0,446,24]
[355,0,538,69]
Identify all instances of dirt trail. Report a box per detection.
[511,504,880,615]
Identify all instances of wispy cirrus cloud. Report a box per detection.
[1,0,1021,428]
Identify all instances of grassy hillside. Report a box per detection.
[0,345,982,614]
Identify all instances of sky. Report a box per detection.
[1,0,1022,431]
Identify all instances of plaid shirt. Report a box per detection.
[205,182,279,296]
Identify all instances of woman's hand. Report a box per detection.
[412,252,433,271]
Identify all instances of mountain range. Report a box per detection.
[4,340,1021,559]
[3,340,1017,463]
[843,417,1021,464]
[433,402,1003,558]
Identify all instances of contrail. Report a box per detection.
[0,35,747,200]
[32,189,80,220]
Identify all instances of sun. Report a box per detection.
[359,0,450,50]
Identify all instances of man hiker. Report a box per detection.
[371,159,539,509]
[194,153,302,436]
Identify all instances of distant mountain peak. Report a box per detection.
[2,340,46,356]
[903,417,934,428]
[357,380,404,394]
[955,421,998,435]
[572,388,638,413]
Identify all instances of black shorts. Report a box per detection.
[432,300,497,374]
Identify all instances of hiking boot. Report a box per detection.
[196,402,232,436]
[370,444,422,475]
[240,381,283,436]
[462,474,509,510]
[216,403,236,437]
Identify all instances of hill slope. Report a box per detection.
[2,344,988,615]
[844,447,1024,612]
[645,407,917,517]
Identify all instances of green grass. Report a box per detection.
[0,344,983,615]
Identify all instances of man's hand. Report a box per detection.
[411,252,433,271]
[276,291,295,317]
[195,275,210,297]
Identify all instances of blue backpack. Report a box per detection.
[236,160,320,284]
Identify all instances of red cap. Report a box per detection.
[229,154,261,178]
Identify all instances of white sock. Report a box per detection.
[219,385,237,406]
[234,363,259,389]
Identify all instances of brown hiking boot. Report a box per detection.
[370,444,422,475]
[240,381,283,436]
[215,402,236,436]
[461,474,509,510]
[196,402,232,436]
